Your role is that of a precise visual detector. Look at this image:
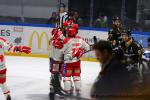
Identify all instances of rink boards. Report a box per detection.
[0,23,149,61]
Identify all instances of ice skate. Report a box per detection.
[49,92,55,100]
[6,95,11,100]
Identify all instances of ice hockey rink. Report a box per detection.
[0,56,100,100]
[1,56,149,100]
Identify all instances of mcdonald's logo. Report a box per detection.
[29,31,50,50]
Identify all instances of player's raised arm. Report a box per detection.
[0,37,31,54]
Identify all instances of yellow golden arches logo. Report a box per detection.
[29,31,50,50]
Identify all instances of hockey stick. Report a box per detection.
[50,91,91,100]
[55,94,91,100]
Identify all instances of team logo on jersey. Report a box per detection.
[29,31,50,50]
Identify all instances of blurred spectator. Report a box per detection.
[91,40,131,98]
[47,12,57,24]
[94,14,108,28]
[73,11,83,25]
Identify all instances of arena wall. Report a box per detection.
[0,23,149,61]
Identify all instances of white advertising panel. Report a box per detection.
[0,25,24,46]
[23,26,52,54]
[0,24,108,58]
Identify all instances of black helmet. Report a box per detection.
[121,29,132,36]
[59,3,66,8]
[112,16,120,21]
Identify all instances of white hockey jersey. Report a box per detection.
[63,36,90,63]
[49,39,64,62]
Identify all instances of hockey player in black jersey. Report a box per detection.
[108,16,123,48]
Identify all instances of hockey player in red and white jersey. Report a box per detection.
[62,27,90,96]
[0,37,31,100]
[49,21,79,98]
[62,20,79,37]
[49,28,66,98]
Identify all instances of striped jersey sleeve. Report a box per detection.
[0,37,16,52]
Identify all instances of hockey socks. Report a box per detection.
[0,83,11,99]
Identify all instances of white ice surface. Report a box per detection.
[0,56,100,100]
